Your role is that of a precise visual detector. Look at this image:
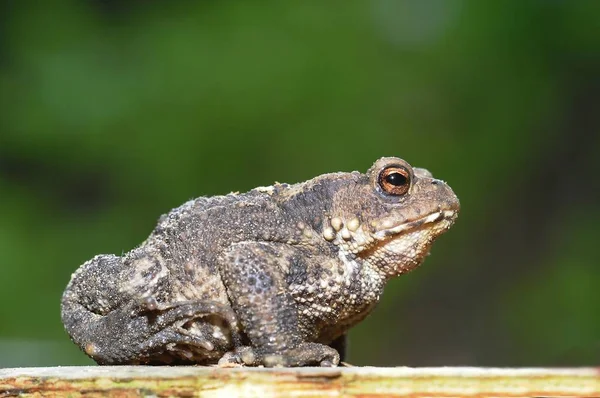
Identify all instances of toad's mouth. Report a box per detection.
[374,209,458,239]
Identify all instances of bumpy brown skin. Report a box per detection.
[61,157,459,367]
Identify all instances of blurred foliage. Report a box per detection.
[0,0,598,367]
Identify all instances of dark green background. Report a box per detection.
[1,1,598,367]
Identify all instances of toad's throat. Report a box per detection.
[374,209,458,239]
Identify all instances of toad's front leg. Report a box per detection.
[219,242,340,367]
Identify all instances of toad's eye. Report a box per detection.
[378,166,411,196]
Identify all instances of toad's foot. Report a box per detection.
[218,343,340,367]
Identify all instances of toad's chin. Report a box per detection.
[375,209,458,240]
[359,211,458,276]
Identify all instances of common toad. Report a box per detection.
[61,157,459,367]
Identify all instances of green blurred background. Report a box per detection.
[1,0,598,367]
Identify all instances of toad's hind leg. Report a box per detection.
[61,254,239,364]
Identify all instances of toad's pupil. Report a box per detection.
[386,172,407,186]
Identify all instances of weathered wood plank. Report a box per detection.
[1,366,599,397]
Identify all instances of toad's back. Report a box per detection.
[127,189,291,302]
[147,188,294,272]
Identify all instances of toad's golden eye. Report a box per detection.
[378,166,411,196]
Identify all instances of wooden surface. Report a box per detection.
[1,366,599,397]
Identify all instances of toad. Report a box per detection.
[61,157,459,367]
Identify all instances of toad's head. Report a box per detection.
[323,157,459,277]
